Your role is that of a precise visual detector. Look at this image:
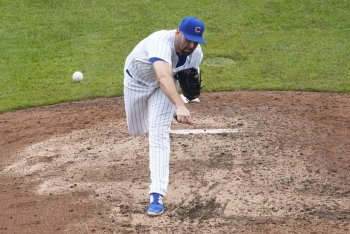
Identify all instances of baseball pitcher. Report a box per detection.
[123,16,206,215]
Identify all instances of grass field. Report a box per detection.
[1,0,349,113]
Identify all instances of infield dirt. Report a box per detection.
[0,91,349,233]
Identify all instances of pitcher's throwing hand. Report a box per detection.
[174,106,192,124]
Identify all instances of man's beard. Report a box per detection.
[178,49,194,56]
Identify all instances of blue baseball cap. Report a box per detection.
[179,16,206,44]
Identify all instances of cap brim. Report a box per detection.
[183,33,206,44]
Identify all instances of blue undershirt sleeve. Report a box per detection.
[149,57,165,64]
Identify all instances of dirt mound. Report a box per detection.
[0,91,349,233]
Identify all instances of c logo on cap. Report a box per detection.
[195,27,201,33]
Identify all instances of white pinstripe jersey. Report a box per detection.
[124,29,203,86]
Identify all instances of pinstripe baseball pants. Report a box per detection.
[123,71,175,196]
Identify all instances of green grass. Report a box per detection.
[1,0,349,113]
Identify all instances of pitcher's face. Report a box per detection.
[175,30,199,56]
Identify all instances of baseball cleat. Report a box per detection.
[147,193,164,216]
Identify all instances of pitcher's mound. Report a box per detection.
[0,91,349,233]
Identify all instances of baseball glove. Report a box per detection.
[174,67,202,101]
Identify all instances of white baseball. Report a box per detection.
[72,71,83,81]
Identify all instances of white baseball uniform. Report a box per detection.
[123,29,203,196]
